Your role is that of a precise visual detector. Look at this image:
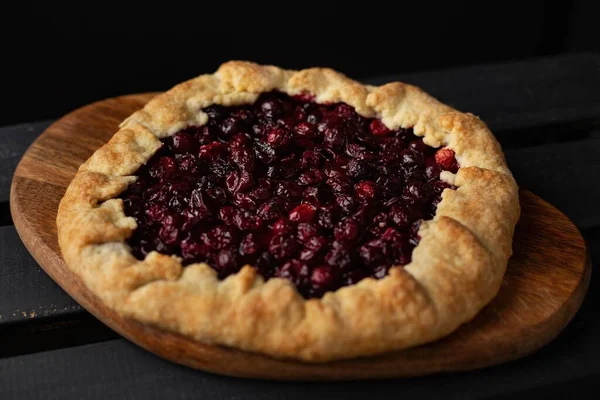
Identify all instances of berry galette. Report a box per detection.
[57,61,520,362]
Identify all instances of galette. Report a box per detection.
[57,61,520,362]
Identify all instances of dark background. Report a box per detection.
[1,1,598,126]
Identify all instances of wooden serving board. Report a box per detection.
[10,94,591,380]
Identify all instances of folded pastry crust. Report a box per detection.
[57,61,520,362]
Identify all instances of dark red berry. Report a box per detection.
[198,142,226,162]
[435,148,459,173]
[169,132,198,154]
[297,222,319,242]
[354,181,378,203]
[269,233,299,260]
[272,218,294,235]
[289,204,316,223]
[310,265,338,293]
[369,119,391,136]
[334,218,360,243]
[149,157,177,179]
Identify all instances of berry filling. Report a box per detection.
[120,92,459,298]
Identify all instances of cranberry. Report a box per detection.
[146,203,169,223]
[149,157,177,180]
[344,269,369,285]
[178,154,199,175]
[409,220,421,246]
[294,122,318,139]
[302,186,333,208]
[199,125,217,142]
[390,205,414,229]
[297,222,319,242]
[334,104,355,118]
[220,117,245,138]
[425,164,441,181]
[231,192,259,211]
[310,266,338,293]
[215,248,240,277]
[369,212,390,236]
[234,210,263,232]
[219,206,238,225]
[276,259,310,289]
[346,143,374,161]
[409,139,427,153]
[240,233,262,256]
[232,110,254,124]
[121,91,459,299]
[334,218,360,243]
[229,146,255,172]
[401,149,425,167]
[189,188,213,214]
[204,104,226,121]
[257,198,287,222]
[335,194,356,214]
[123,196,143,220]
[321,125,346,149]
[359,239,387,267]
[272,218,294,235]
[266,127,292,148]
[346,159,371,180]
[181,238,212,262]
[275,181,303,199]
[317,206,339,230]
[169,132,198,154]
[255,251,275,278]
[435,148,459,173]
[369,119,391,136]
[402,181,433,207]
[254,141,277,164]
[269,233,299,260]
[289,204,316,222]
[258,97,285,119]
[324,241,352,270]
[300,238,326,262]
[204,225,237,250]
[158,215,182,245]
[297,170,326,186]
[354,181,378,203]
[205,186,228,206]
[197,142,223,162]
[300,150,321,169]
[327,176,352,194]
[226,171,254,194]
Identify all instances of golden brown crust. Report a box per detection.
[57,61,520,362]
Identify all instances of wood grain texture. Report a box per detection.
[0,121,52,203]
[10,94,591,380]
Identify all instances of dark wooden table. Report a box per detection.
[1,53,599,399]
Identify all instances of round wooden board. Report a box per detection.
[10,94,591,381]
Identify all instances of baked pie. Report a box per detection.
[57,61,520,362]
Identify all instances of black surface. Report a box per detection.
[3,2,577,126]
[505,138,600,229]
[368,53,600,133]
[1,53,599,398]
[0,226,80,324]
